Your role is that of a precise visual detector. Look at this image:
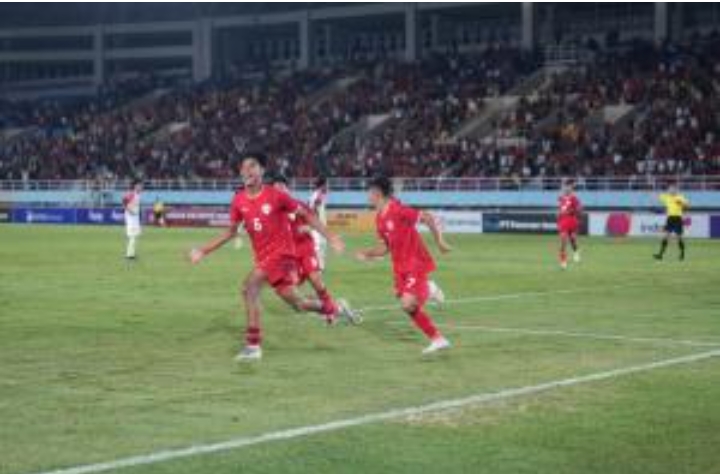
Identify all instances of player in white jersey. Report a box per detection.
[308,176,329,270]
[122,180,143,260]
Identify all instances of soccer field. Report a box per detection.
[1,225,720,474]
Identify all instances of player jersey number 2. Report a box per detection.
[252,217,262,232]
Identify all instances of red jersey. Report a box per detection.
[558,193,582,219]
[230,185,298,267]
[288,201,316,257]
[376,198,435,276]
[122,191,140,209]
[122,191,141,217]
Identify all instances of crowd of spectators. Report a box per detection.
[472,36,720,179]
[1,38,719,182]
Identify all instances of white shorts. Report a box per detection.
[311,230,326,268]
[126,218,141,238]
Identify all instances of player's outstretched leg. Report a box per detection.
[307,272,362,324]
[236,270,266,362]
[678,236,686,261]
[276,284,357,325]
[559,234,568,269]
[400,293,450,355]
[654,232,669,260]
[569,233,580,263]
[126,236,138,260]
[428,280,446,306]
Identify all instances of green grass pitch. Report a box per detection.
[1,224,720,474]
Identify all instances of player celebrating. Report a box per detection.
[309,176,328,271]
[355,175,452,355]
[270,173,361,325]
[122,180,143,260]
[654,183,689,261]
[188,153,355,362]
[557,179,582,270]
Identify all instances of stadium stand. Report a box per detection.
[1,15,719,181]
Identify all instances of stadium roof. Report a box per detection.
[0,3,364,28]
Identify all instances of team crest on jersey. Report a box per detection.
[386,220,394,231]
[288,213,297,222]
[261,204,272,215]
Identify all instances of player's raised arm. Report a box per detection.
[295,205,344,254]
[188,222,239,264]
[355,238,389,261]
[419,210,452,254]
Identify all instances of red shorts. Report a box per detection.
[260,256,299,291]
[558,216,579,235]
[394,272,430,305]
[296,253,320,284]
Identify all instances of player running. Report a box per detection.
[308,176,328,271]
[355,176,452,355]
[557,179,582,270]
[270,173,361,325]
[122,180,142,260]
[188,153,355,362]
[654,183,689,261]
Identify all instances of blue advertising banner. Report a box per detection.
[76,208,125,225]
[11,207,125,225]
[12,208,77,224]
[711,215,720,239]
[483,212,588,235]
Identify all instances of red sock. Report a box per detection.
[317,288,336,315]
[245,326,262,347]
[411,308,440,340]
[559,250,567,263]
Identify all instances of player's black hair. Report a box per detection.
[368,175,393,197]
[314,175,328,189]
[268,172,289,185]
[130,179,143,188]
[240,151,268,168]
[563,178,576,189]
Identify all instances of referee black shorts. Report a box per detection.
[664,216,684,235]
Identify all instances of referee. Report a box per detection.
[654,183,689,261]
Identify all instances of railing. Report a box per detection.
[1,176,720,193]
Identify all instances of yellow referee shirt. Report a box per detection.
[659,193,689,217]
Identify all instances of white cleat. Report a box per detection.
[428,280,446,307]
[422,337,451,355]
[234,345,262,362]
[560,261,568,270]
[573,251,581,263]
[337,298,363,325]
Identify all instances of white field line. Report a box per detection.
[364,284,720,348]
[30,349,720,474]
[389,322,720,348]
[356,284,639,313]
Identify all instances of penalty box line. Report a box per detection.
[29,349,720,474]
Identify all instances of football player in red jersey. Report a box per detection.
[270,172,361,325]
[188,153,355,362]
[557,179,583,269]
[355,176,452,354]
